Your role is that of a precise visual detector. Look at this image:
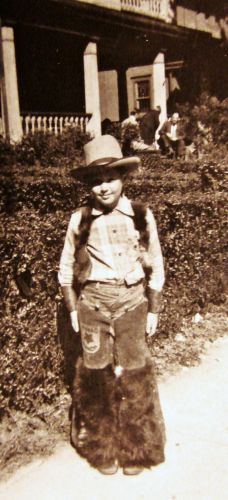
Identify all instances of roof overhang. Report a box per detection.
[1,0,190,42]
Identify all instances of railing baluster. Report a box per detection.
[43,117,47,133]
[25,116,30,135]
[59,116,63,133]
[37,116,42,131]
[31,116,36,134]
[54,116,58,135]
[80,117,84,132]
[85,116,89,131]
[49,116,53,133]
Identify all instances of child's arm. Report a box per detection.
[146,208,165,297]
[145,208,165,335]
[58,211,82,331]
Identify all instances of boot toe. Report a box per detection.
[98,461,118,475]
[123,465,144,475]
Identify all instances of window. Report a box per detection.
[135,79,150,111]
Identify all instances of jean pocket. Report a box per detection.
[81,323,101,354]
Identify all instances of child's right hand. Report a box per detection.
[146,312,158,337]
[70,310,79,333]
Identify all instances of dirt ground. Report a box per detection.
[0,334,228,500]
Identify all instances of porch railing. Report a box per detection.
[120,0,170,21]
[20,112,92,135]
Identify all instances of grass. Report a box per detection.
[151,301,228,378]
[0,392,70,482]
[0,300,227,483]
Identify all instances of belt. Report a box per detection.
[85,279,143,288]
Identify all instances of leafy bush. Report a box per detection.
[0,125,90,169]
[0,129,227,419]
[179,93,228,148]
[126,152,227,335]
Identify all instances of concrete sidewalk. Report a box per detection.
[1,336,228,500]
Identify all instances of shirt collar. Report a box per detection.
[91,195,134,217]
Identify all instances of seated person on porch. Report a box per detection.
[158,112,186,158]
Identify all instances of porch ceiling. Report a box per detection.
[1,0,217,72]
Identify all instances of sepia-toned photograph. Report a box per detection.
[0,1,228,498]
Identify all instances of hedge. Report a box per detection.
[0,128,227,419]
[179,93,228,147]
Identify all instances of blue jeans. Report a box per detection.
[77,281,151,369]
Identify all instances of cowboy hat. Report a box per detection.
[71,135,140,181]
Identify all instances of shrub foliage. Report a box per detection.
[0,125,227,419]
[179,93,228,148]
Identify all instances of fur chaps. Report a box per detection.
[72,357,166,469]
[72,358,118,468]
[117,358,166,468]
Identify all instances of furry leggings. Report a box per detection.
[71,357,166,469]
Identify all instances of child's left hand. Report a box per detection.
[146,313,158,337]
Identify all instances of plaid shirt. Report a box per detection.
[58,196,164,292]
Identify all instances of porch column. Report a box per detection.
[152,52,167,132]
[0,26,22,142]
[83,42,101,137]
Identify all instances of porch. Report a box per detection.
[0,0,226,143]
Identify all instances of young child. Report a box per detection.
[58,135,166,475]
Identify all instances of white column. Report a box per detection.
[152,52,167,132]
[0,26,23,143]
[83,42,101,137]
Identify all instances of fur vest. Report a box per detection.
[73,201,151,285]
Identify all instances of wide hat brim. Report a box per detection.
[71,156,140,182]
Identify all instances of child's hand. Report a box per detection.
[70,310,79,333]
[146,312,158,337]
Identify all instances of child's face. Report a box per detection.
[90,168,123,210]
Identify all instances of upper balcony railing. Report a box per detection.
[76,0,173,23]
[120,0,170,21]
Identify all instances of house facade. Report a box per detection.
[0,0,228,142]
